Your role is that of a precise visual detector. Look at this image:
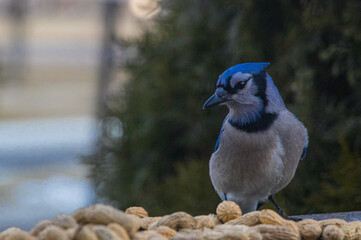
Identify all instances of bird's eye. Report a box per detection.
[235,81,247,90]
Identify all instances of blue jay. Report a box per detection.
[203,63,308,220]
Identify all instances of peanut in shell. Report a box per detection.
[133,230,167,240]
[296,218,319,226]
[216,201,242,223]
[322,225,345,240]
[108,223,130,240]
[72,204,141,236]
[194,215,216,229]
[141,217,161,230]
[208,214,223,225]
[202,229,224,240]
[53,213,77,229]
[65,228,77,240]
[30,220,54,236]
[125,207,149,218]
[38,225,68,240]
[259,209,299,232]
[341,221,361,240]
[214,224,262,240]
[154,226,177,239]
[252,224,300,240]
[74,226,98,240]
[296,222,321,240]
[92,225,121,240]
[213,231,250,240]
[225,211,261,226]
[0,227,36,240]
[172,229,203,240]
[318,218,347,229]
[154,212,196,231]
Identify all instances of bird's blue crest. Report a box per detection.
[217,62,270,86]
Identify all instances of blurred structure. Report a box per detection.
[4,0,27,83]
[97,0,119,118]
[0,0,144,231]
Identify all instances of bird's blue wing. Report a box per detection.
[300,147,307,161]
[214,115,229,152]
[214,129,224,152]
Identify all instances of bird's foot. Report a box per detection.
[281,213,302,222]
[268,195,302,222]
[275,207,302,221]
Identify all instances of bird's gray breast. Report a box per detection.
[209,121,285,199]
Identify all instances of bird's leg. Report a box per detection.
[256,199,267,210]
[268,196,302,221]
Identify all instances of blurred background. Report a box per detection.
[0,0,145,230]
[0,0,360,231]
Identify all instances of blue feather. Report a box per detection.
[292,113,299,120]
[300,147,307,161]
[214,128,224,152]
[217,62,270,86]
[214,116,229,152]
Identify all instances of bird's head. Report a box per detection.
[203,62,270,109]
[203,62,285,122]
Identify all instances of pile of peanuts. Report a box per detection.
[1,201,360,240]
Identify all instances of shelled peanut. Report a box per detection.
[1,201,361,240]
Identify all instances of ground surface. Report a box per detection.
[297,211,361,221]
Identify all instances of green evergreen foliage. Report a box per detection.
[86,0,361,215]
[308,139,361,212]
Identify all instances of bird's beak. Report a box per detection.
[203,89,229,109]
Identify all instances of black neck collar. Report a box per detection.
[228,110,278,133]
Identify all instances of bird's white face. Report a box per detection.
[227,72,262,108]
[204,65,270,111]
[229,72,253,89]
[203,70,266,122]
